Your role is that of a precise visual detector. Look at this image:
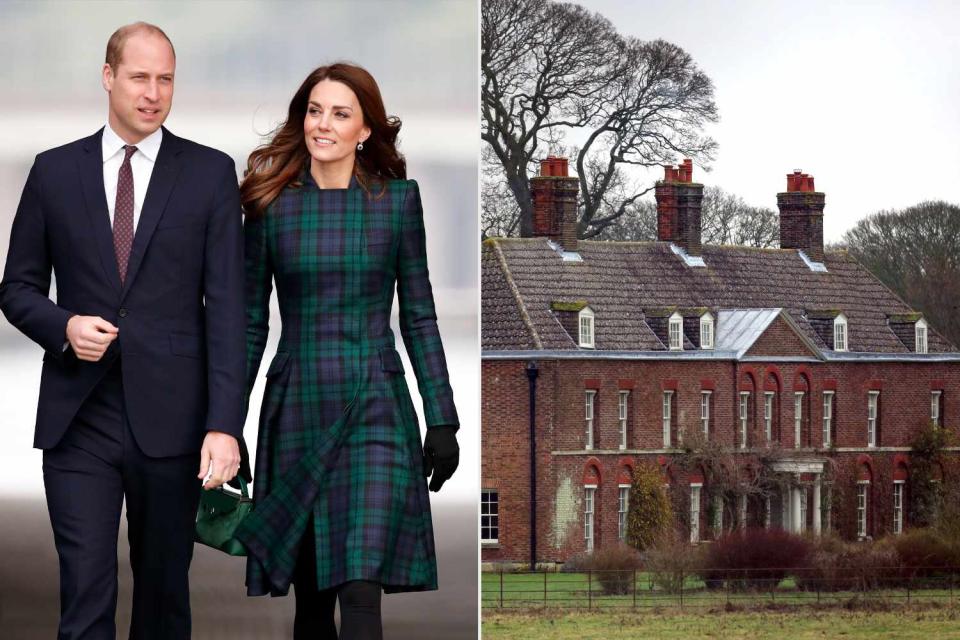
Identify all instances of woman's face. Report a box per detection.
[303,79,371,168]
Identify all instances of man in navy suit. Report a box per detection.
[0,22,244,638]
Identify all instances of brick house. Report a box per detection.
[480,157,960,566]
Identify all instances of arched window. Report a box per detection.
[793,374,810,449]
[668,311,683,350]
[833,314,848,351]
[893,461,908,535]
[578,306,595,348]
[915,318,928,354]
[764,372,781,444]
[583,463,601,552]
[700,313,714,350]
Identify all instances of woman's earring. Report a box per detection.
[357,141,364,151]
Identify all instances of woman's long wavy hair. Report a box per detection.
[240,63,405,217]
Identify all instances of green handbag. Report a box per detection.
[195,477,253,556]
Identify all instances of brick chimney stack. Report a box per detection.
[529,156,579,251]
[777,169,825,262]
[655,159,703,256]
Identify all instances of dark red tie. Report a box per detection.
[113,145,137,284]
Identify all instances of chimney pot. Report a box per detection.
[656,159,702,255]
[529,156,579,250]
[778,168,824,261]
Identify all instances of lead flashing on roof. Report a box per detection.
[482,349,960,362]
[669,243,706,267]
[798,250,828,273]
[546,239,583,262]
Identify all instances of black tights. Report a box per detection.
[292,529,383,640]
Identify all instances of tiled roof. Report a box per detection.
[481,238,956,354]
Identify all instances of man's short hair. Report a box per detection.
[105,22,176,71]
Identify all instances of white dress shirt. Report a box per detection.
[102,123,162,231]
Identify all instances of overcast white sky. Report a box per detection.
[573,0,960,242]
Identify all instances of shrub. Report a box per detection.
[642,532,704,593]
[576,545,643,595]
[700,528,811,591]
[795,535,898,591]
[886,528,960,578]
[625,462,674,553]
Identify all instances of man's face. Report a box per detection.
[102,32,175,144]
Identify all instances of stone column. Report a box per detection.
[813,474,822,536]
[792,475,803,533]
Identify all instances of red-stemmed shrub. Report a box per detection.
[700,528,811,591]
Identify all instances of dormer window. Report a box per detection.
[668,312,683,350]
[916,319,928,354]
[833,314,848,351]
[700,313,714,350]
[578,306,595,349]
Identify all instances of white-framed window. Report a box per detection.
[857,481,869,539]
[585,390,596,450]
[690,484,702,543]
[764,392,774,443]
[915,318,928,354]
[764,495,772,530]
[578,306,595,349]
[481,490,499,543]
[739,493,748,530]
[618,391,629,450]
[931,390,942,427]
[794,392,804,448]
[800,487,808,531]
[700,313,714,350]
[668,312,683,350]
[822,391,834,447]
[701,390,712,437]
[893,481,905,535]
[584,485,596,551]
[712,495,723,538]
[834,314,848,351]
[867,391,879,447]
[739,392,750,449]
[618,485,630,540]
[662,391,674,448]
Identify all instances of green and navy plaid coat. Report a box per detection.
[235,174,459,596]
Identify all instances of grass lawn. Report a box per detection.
[482,607,960,639]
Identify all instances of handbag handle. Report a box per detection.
[223,476,250,498]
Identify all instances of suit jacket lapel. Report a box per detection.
[121,127,183,301]
[78,128,123,295]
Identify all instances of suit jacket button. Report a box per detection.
[118,308,128,318]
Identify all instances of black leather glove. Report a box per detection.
[423,426,459,492]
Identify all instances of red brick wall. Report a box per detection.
[482,356,960,564]
[746,316,817,358]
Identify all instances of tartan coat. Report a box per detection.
[235,172,459,596]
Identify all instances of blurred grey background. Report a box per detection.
[0,1,479,637]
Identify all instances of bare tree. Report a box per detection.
[844,201,960,348]
[482,0,719,238]
[700,186,779,248]
[593,185,778,247]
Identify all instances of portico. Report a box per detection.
[770,458,827,535]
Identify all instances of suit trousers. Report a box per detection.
[42,361,201,640]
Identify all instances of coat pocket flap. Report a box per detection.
[379,347,405,374]
[265,351,290,378]
[169,332,203,358]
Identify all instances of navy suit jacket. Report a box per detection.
[0,127,245,457]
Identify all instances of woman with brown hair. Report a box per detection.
[234,63,460,639]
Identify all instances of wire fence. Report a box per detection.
[481,567,960,611]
